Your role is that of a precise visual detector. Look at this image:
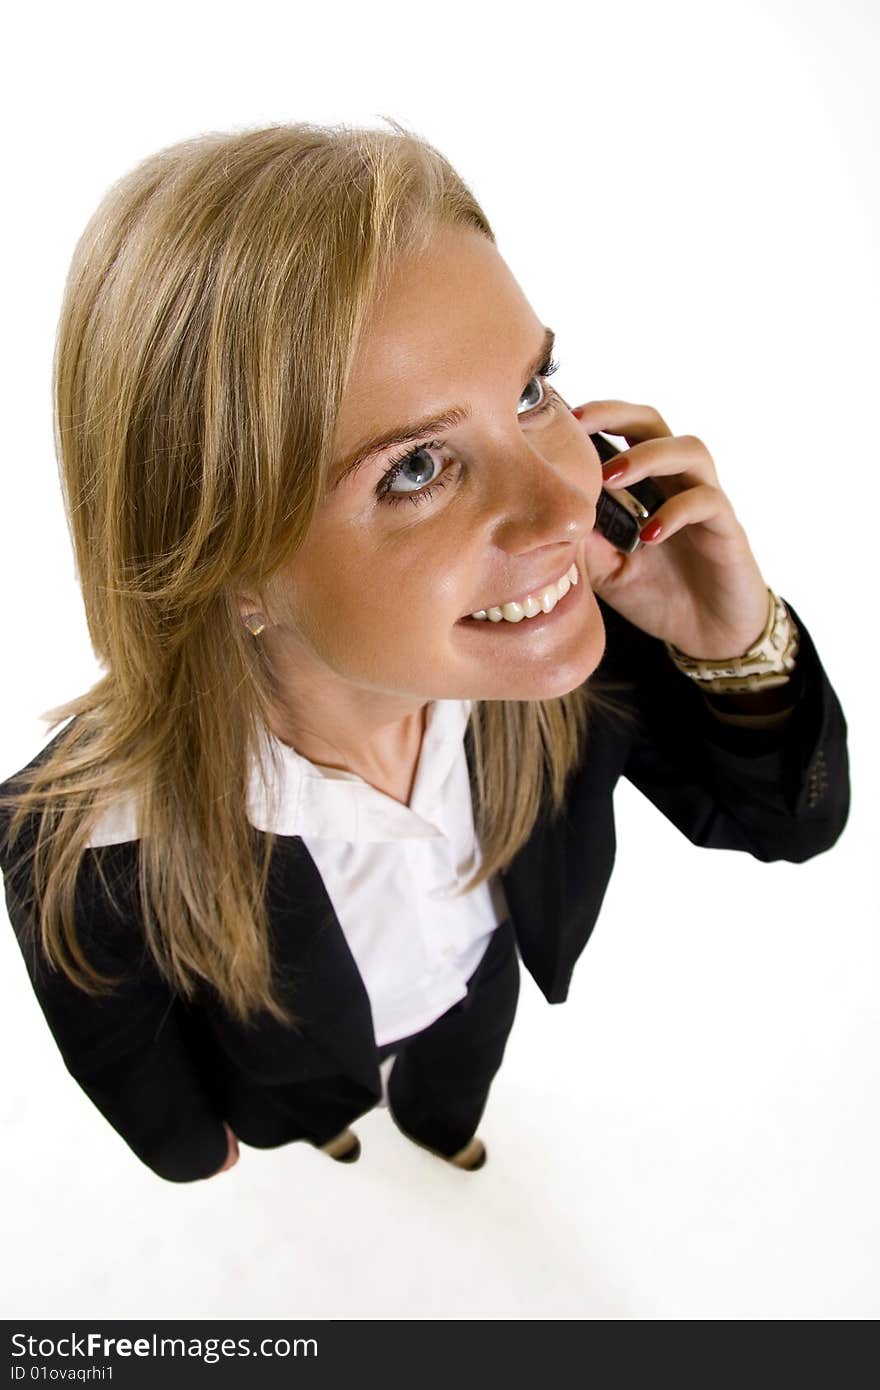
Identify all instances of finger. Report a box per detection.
[571,400,674,444]
[222,1122,240,1170]
[210,1146,238,1177]
[599,434,718,493]
[637,482,740,544]
[583,517,628,587]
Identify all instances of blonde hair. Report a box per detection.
[0,119,634,1029]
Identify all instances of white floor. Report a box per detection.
[2,782,876,1321]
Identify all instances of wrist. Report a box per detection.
[664,588,800,697]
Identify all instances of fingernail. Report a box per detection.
[602,464,626,483]
[639,519,663,543]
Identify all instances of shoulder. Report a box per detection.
[0,723,140,861]
[0,719,291,854]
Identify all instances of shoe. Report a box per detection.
[317,1128,361,1162]
[389,1112,487,1170]
[446,1137,487,1170]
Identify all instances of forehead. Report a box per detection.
[339,225,542,413]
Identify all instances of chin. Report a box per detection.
[473,644,606,703]
[507,662,601,702]
[467,601,607,701]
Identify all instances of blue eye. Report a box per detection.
[377,354,562,508]
[517,357,560,415]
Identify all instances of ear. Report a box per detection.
[235,587,272,636]
[235,574,286,628]
[236,590,260,620]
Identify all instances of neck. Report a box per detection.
[269,694,430,782]
[255,626,433,782]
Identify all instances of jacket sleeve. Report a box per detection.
[0,822,230,1184]
[594,594,851,861]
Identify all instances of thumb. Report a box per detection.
[583,519,623,592]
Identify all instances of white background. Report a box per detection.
[1,0,876,1321]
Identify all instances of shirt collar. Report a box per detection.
[246,699,473,842]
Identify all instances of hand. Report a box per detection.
[211,1121,240,1175]
[574,401,772,660]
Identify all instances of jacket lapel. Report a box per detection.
[207,834,383,1098]
[216,714,500,1096]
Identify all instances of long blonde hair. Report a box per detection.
[0,119,634,1029]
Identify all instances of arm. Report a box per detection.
[594,594,850,861]
[1,831,230,1183]
[701,680,800,726]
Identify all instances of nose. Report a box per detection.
[484,438,598,557]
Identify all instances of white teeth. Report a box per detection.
[469,563,579,623]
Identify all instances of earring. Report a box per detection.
[242,613,267,636]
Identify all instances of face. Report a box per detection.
[249,223,606,719]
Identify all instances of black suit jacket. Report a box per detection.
[0,597,850,1182]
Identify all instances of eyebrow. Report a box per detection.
[330,326,556,491]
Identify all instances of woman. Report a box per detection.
[0,120,850,1183]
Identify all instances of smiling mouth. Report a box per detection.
[459,561,580,625]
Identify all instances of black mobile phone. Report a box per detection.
[590,432,666,554]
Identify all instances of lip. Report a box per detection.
[460,558,579,620]
[456,560,584,631]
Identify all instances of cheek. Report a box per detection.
[294,533,456,644]
[296,502,478,635]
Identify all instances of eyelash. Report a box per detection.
[376,353,562,508]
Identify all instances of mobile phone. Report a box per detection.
[590,432,666,554]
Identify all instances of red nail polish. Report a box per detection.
[640,519,662,543]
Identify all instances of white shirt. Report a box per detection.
[246,697,510,1048]
[86,699,511,1069]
